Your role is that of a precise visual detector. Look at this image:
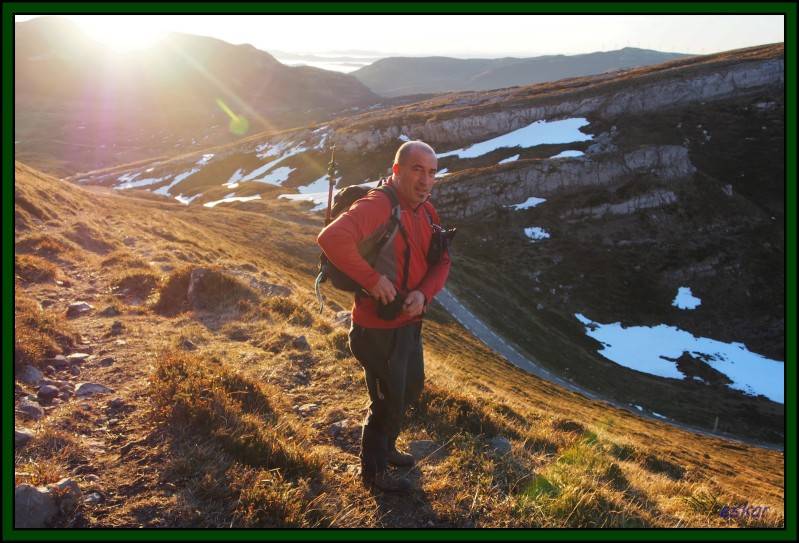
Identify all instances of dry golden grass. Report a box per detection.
[13,160,785,529]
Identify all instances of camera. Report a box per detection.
[377,291,406,320]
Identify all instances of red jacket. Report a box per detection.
[317,178,451,328]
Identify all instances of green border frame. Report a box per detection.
[3,2,795,541]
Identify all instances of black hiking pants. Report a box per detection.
[348,322,424,477]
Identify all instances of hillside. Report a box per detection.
[67,42,786,445]
[14,16,382,177]
[351,48,690,97]
[13,162,785,528]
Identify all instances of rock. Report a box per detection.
[59,390,73,401]
[296,403,319,415]
[291,335,311,351]
[114,339,127,346]
[180,339,197,351]
[109,321,124,336]
[123,236,136,247]
[66,353,91,364]
[70,366,81,377]
[329,419,356,436]
[108,398,126,409]
[98,357,115,367]
[490,436,512,455]
[48,478,82,513]
[44,365,56,376]
[83,474,100,483]
[66,301,93,318]
[17,365,44,386]
[16,400,45,421]
[75,383,114,397]
[37,385,60,402]
[334,311,351,328]
[48,355,69,369]
[15,484,58,528]
[15,428,35,448]
[99,306,121,317]
[84,492,103,505]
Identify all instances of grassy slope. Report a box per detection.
[13,162,784,528]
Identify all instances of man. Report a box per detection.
[317,141,451,492]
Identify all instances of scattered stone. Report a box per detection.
[123,236,136,247]
[334,311,351,328]
[59,390,73,401]
[70,366,81,377]
[329,419,356,436]
[66,301,94,318]
[48,355,69,369]
[114,339,127,346]
[16,400,45,421]
[180,339,197,351]
[296,403,319,415]
[108,398,126,409]
[489,436,512,455]
[17,365,44,386]
[99,306,121,317]
[66,353,91,364]
[51,398,63,406]
[291,335,311,351]
[14,484,58,528]
[75,383,114,397]
[44,365,56,376]
[83,474,100,483]
[98,357,115,367]
[84,492,103,505]
[41,299,56,308]
[15,428,35,448]
[37,385,60,402]
[48,478,82,513]
[109,321,124,336]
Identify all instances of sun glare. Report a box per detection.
[77,16,164,53]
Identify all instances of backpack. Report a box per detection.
[315,183,407,300]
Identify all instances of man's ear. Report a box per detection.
[392,163,400,175]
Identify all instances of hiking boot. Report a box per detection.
[387,447,415,467]
[370,470,412,492]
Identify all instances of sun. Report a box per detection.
[76,16,165,53]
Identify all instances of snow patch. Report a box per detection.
[509,197,546,210]
[672,287,701,310]
[203,194,262,208]
[550,150,584,159]
[499,154,520,164]
[574,313,784,404]
[524,227,550,241]
[437,118,593,159]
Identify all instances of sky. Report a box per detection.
[15,14,784,60]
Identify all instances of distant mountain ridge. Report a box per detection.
[14,16,381,176]
[351,47,691,96]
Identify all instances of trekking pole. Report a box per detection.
[324,145,337,226]
[316,145,338,314]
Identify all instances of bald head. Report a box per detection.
[394,140,437,167]
[391,140,438,207]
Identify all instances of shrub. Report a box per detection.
[15,254,59,284]
[14,294,76,368]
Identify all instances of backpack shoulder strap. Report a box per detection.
[372,184,411,292]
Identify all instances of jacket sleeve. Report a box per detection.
[416,204,452,303]
[316,193,391,291]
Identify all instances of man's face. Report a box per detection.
[393,148,438,207]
